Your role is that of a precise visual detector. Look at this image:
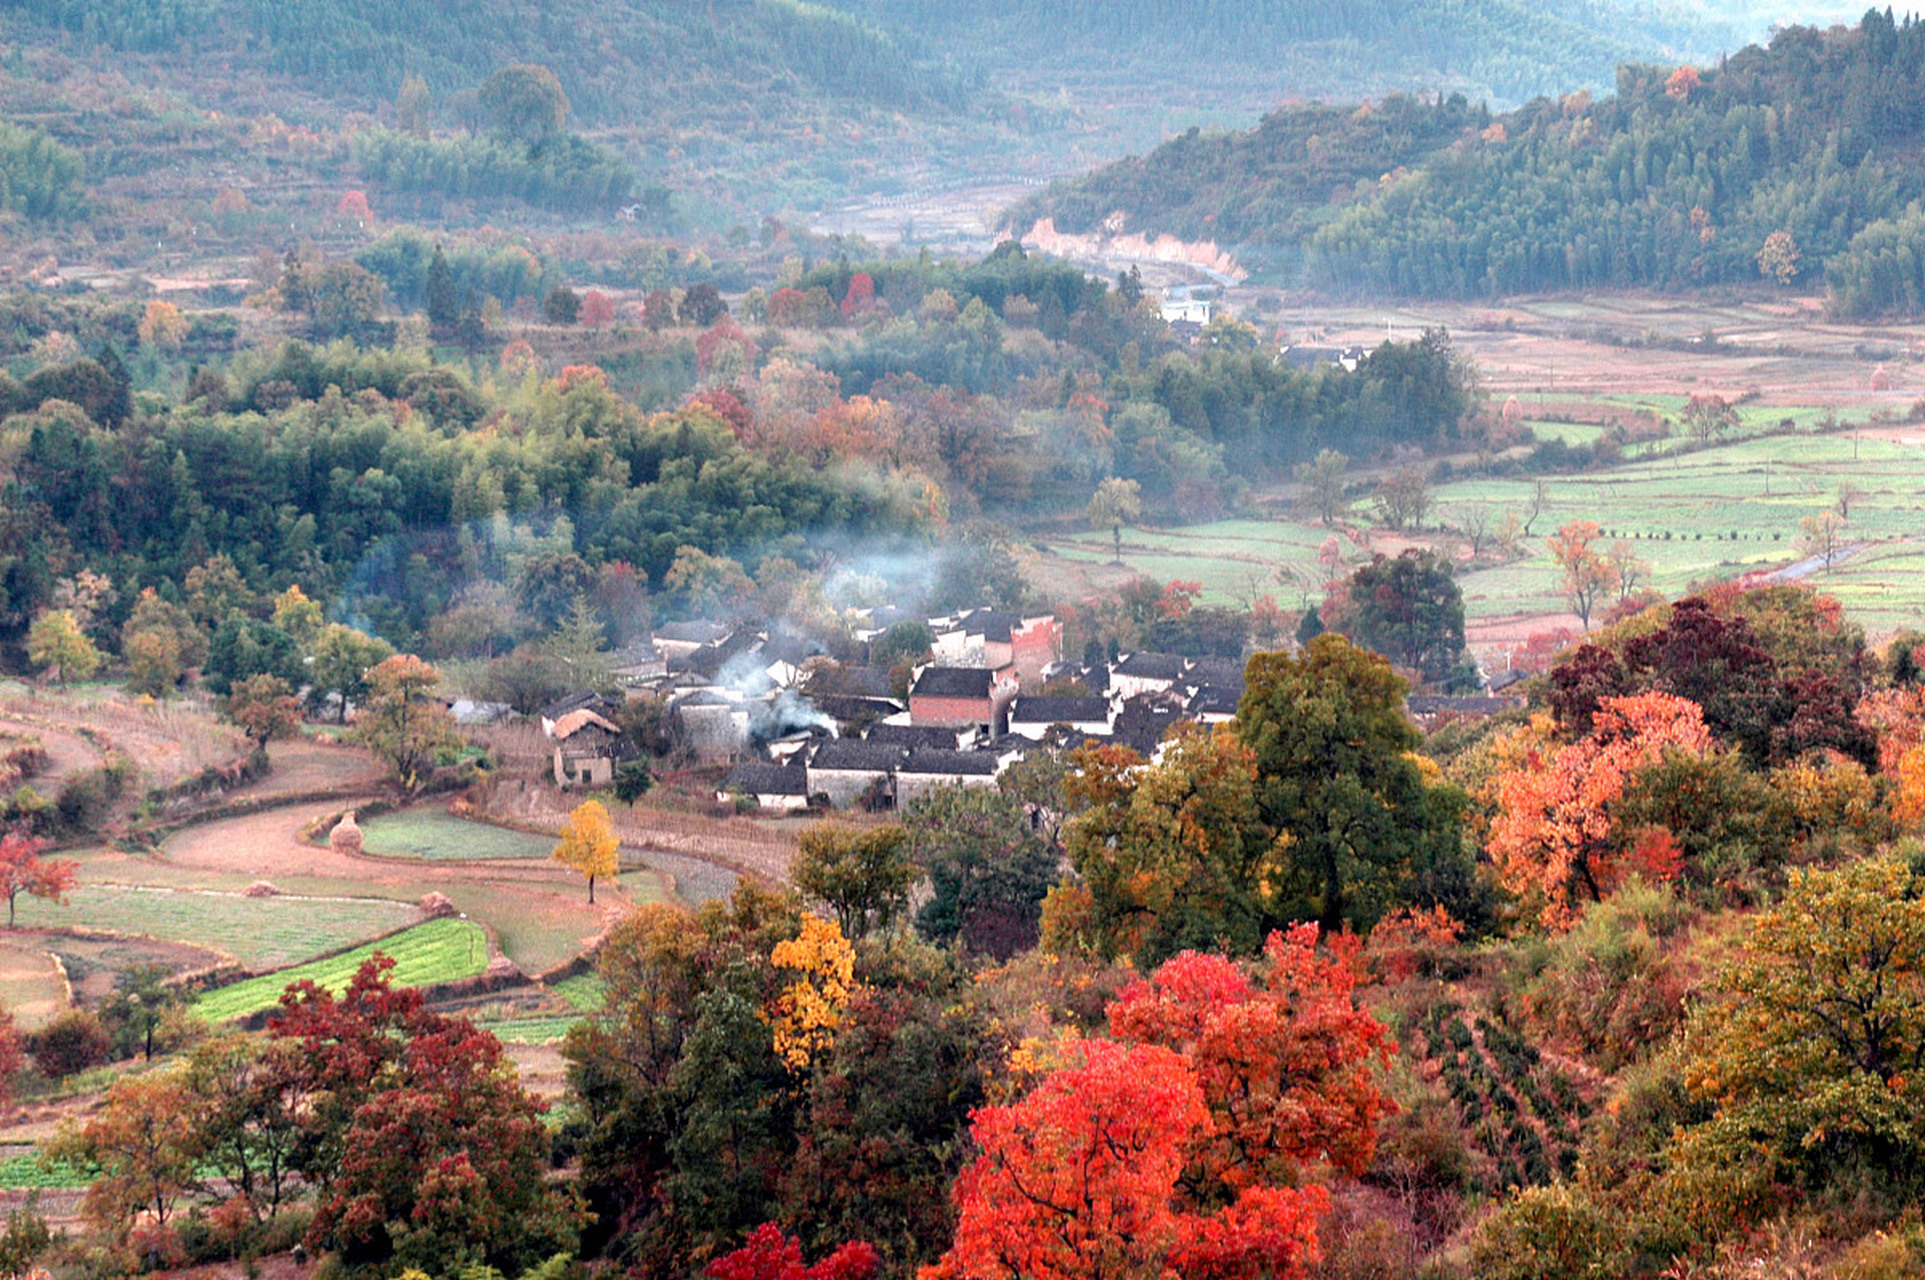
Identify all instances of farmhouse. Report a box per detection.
[910,665,1021,736]
[930,609,1065,687]
[653,620,731,661]
[1109,652,1189,700]
[1008,695,1113,742]
[718,762,810,812]
[806,739,908,809]
[548,708,626,788]
[895,749,999,806]
[671,690,751,765]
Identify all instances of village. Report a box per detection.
[528,602,1525,816]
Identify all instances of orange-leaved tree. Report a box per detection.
[1547,521,1616,631]
[1488,691,1714,928]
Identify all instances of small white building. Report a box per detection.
[1159,285,1213,325]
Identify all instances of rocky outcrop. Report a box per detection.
[1018,217,1248,282]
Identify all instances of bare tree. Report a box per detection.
[1454,505,1493,559]
[1374,469,1433,533]
[1607,539,1650,601]
[1680,393,1739,446]
[1293,449,1350,525]
[1799,510,1846,569]
[1837,481,1866,519]
[1521,480,1550,536]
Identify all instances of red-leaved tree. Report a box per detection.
[270,957,581,1272]
[580,289,615,328]
[708,1223,880,1280]
[926,926,1386,1280]
[1108,924,1394,1190]
[0,832,76,927]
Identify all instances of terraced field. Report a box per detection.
[194,918,491,1023]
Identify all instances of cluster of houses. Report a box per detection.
[534,605,1262,812]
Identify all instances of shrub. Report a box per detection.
[30,1009,111,1077]
[1518,882,1692,1072]
[1466,1185,1622,1280]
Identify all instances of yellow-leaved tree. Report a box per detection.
[767,913,855,1071]
[552,799,619,903]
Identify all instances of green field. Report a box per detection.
[1047,421,1925,635]
[0,1152,92,1190]
[553,972,606,1011]
[1052,519,1333,604]
[478,1015,580,1045]
[193,918,490,1023]
[359,809,557,861]
[12,886,419,971]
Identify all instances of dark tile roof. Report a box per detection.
[723,763,809,796]
[680,631,765,678]
[1406,695,1523,718]
[912,666,996,699]
[816,695,905,723]
[762,631,828,666]
[1114,725,1173,756]
[542,690,615,721]
[807,665,894,699]
[866,723,966,751]
[959,608,1022,643]
[1187,686,1243,716]
[1113,652,1189,680]
[1186,658,1246,690]
[809,740,907,773]
[1281,345,1344,368]
[900,749,998,776]
[1011,696,1111,725]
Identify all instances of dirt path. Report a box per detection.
[479,776,799,884]
[230,738,391,802]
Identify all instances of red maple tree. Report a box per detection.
[708,1224,879,1280]
[0,832,76,927]
[927,926,1387,1280]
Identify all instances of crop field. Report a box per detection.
[9,885,419,971]
[478,1015,580,1045]
[1046,519,1333,605]
[0,1151,91,1191]
[553,972,606,1011]
[1041,417,1925,638]
[359,809,557,861]
[193,918,490,1024]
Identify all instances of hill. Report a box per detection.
[0,0,1759,233]
[1011,11,1925,309]
[826,0,1738,105]
[0,0,1029,223]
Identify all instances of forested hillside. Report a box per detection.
[0,0,1010,218]
[1018,12,1925,312]
[825,0,1735,111]
[0,0,1752,224]
[5,0,968,120]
